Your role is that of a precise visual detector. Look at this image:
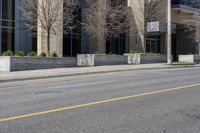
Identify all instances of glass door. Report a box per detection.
[146,35,160,53]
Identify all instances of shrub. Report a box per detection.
[27,51,37,57]
[94,50,105,54]
[40,52,46,57]
[3,50,13,56]
[130,51,141,54]
[16,51,25,56]
[51,53,58,57]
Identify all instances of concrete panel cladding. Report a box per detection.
[37,0,64,57]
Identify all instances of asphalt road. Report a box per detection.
[0,67,200,133]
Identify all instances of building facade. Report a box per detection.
[129,0,199,61]
[0,0,33,55]
[0,0,199,59]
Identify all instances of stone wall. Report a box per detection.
[125,54,167,64]
[0,57,10,72]
[77,54,128,67]
[95,55,128,66]
[179,55,200,63]
[0,57,76,72]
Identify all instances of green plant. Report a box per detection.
[144,52,160,55]
[16,51,25,56]
[3,50,13,56]
[128,51,160,55]
[51,53,58,57]
[130,50,141,54]
[40,52,47,57]
[94,50,105,54]
[27,51,37,57]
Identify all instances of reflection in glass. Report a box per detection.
[1,0,15,53]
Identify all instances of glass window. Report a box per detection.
[63,3,81,57]
[1,0,15,53]
[106,34,125,55]
[146,35,161,53]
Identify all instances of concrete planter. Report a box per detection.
[124,53,167,64]
[178,55,200,63]
[0,56,77,72]
[77,54,128,67]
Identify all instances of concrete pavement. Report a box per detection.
[0,63,199,83]
[0,67,200,132]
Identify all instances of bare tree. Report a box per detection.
[82,0,107,38]
[136,0,163,52]
[144,0,163,22]
[185,0,200,55]
[20,0,77,56]
[20,0,38,36]
[107,1,132,38]
[63,0,81,34]
[82,0,133,51]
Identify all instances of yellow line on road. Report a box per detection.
[0,83,200,123]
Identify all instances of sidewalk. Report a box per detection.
[0,63,199,83]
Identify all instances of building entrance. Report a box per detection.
[146,35,161,53]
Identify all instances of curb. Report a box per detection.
[0,65,199,83]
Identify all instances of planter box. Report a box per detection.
[124,54,167,64]
[0,56,77,72]
[178,55,200,63]
[77,54,128,67]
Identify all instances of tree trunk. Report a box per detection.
[47,28,50,56]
